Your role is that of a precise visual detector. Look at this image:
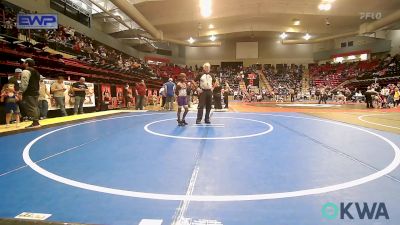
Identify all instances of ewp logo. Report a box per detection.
[17,14,58,29]
[322,202,389,220]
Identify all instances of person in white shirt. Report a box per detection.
[195,62,215,124]
[50,76,67,116]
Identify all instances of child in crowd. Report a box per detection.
[176,73,189,126]
[394,87,400,107]
[1,84,20,127]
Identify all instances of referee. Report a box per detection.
[196,62,215,124]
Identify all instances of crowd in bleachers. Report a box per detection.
[261,64,303,102]
[366,54,400,79]
[0,1,198,81]
[310,54,400,87]
[220,65,261,102]
[251,54,400,107]
[306,54,400,107]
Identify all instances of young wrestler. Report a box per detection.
[1,84,20,127]
[176,73,189,126]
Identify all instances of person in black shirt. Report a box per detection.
[72,77,88,115]
[20,58,40,128]
[213,80,222,109]
[365,86,378,108]
[223,81,231,108]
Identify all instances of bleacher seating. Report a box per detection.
[308,58,399,89]
[262,64,303,95]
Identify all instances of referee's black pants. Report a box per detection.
[197,90,212,122]
[365,94,373,108]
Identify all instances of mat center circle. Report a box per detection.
[143,116,274,140]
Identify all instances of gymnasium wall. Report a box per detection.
[313,35,392,61]
[386,30,400,55]
[334,36,377,49]
[185,39,314,66]
[236,42,259,59]
[138,44,186,65]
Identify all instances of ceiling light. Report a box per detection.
[279,32,288,39]
[200,0,212,17]
[303,33,311,40]
[286,27,296,32]
[324,3,332,10]
[188,37,195,44]
[318,3,331,11]
[201,8,212,17]
[208,24,214,29]
[209,35,216,41]
[293,19,301,26]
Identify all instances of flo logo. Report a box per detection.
[322,202,389,220]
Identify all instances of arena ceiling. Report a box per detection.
[88,0,400,45]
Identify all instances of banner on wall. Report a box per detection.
[247,73,256,86]
[17,14,58,29]
[101,84,112,109]
[44,79,95,110]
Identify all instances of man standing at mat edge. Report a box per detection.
[164,78,176,111]
[51,76,68,116]
[72,77,88,115]
[196,62,215,124]
[135,80,147,110]
[20,58,41,128]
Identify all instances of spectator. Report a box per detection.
[318,86,327,104]
[365,86,377,108]
[38,76,50,119]
[72,77,88,115]
[213,80,222,109]
[394,87,400,107]
[124,84,132,108]
[159,85,166,109]
[8,68,24,119]
[289,88,295,102]
[233,90,238,100]
[50,76,68,116]
[20,58,41,128]
[135,80,147,110]
[163,78,175,111]
[1,84,20,127]
[8,68,22,92]
[223,81,231,108]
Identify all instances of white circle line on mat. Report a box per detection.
[22,112,400,202]
[358,114,400,130]
[144,116,273,140]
